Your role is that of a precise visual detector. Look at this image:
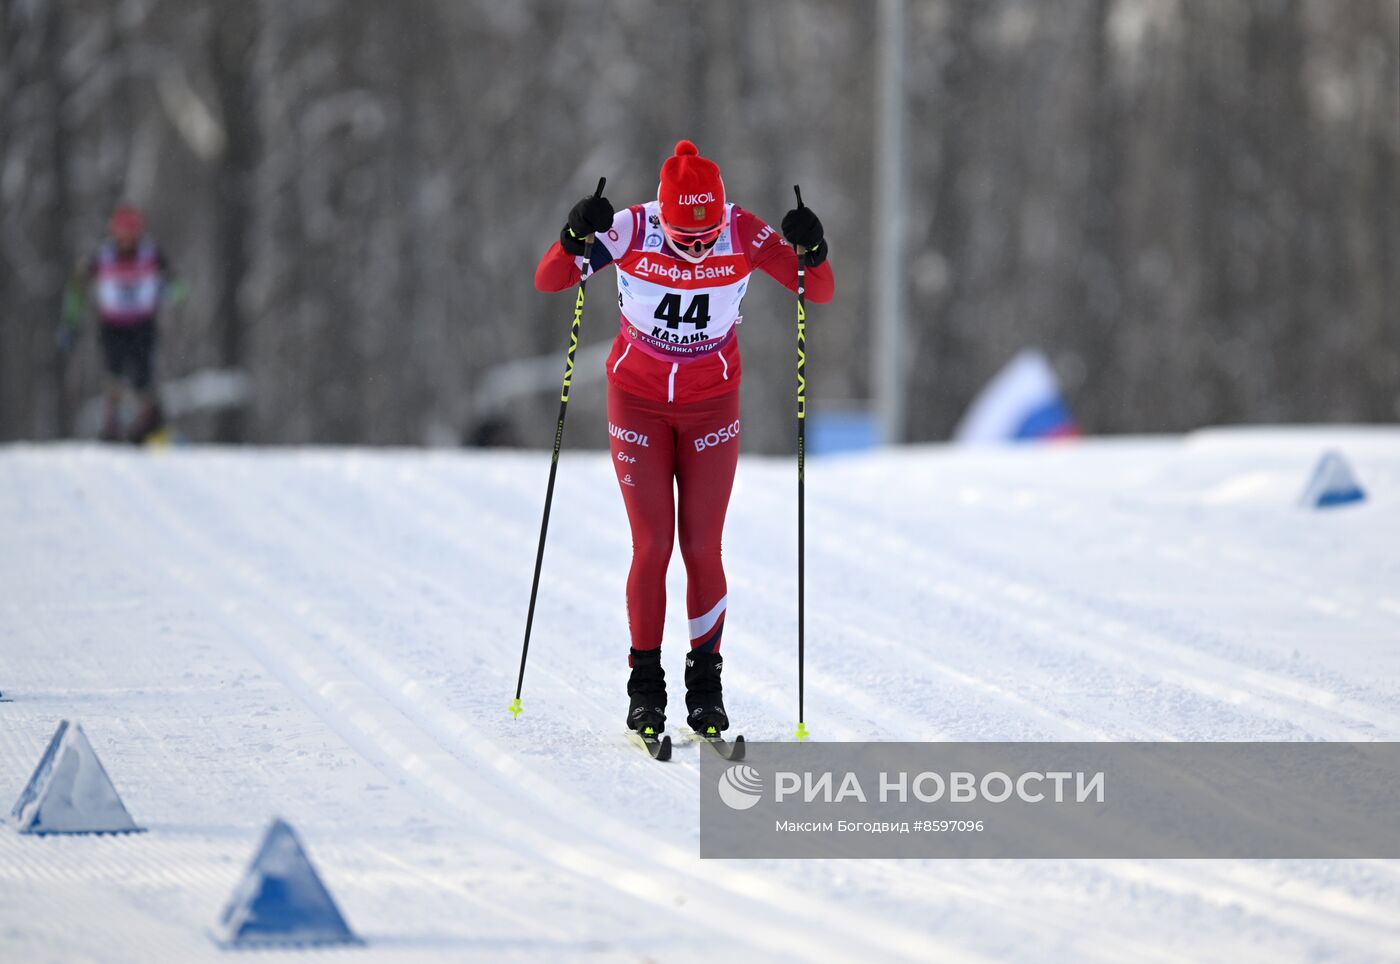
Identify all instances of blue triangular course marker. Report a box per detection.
[1299,451,1366,509]
[216,818,361,948]
[9,720,143,834]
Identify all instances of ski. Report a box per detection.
[628,729,673,761]
[692,730,746,761]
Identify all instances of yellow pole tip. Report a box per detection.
[508,700,523,719]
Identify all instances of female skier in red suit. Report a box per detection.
[535,140,834,737]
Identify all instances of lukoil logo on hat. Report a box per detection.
[658,140,725,227]
[718,764,764,811]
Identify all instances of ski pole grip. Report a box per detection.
[792,185,810,262]
[580,177,608,259]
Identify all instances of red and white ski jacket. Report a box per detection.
[90,239,168,326]
[535,201,834,405]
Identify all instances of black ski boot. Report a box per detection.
[625,647,667,735]
[127,399,164,444]
[685,651,729,735]
[99,397,122,443]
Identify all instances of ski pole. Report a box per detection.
[793,184,811,742]
[510,176,606,719]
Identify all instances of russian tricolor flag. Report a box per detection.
[953,350,1080,444]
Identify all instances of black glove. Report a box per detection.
[560,194,615,255]
[781,205,828,267]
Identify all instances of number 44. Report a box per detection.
[653,293,711,330]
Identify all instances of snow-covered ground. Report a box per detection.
[2,428,1399,962]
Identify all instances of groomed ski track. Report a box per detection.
[2,428,1398,962]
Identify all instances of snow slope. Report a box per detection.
[2,428,1399,962]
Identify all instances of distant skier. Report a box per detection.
[535,140,835,738]
[60,205,181,443]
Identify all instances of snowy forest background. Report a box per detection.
[1,0,1396,450]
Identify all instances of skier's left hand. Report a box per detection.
[163,279,190,307]
[781,205,828,267]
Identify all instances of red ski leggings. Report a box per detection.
[607,382,740,654]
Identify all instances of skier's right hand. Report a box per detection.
[56,290,82,352]
[56,325,78,354]
[560,194,615,255]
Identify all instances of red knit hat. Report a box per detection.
[108,206,145,242]
[657,140,725,230]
